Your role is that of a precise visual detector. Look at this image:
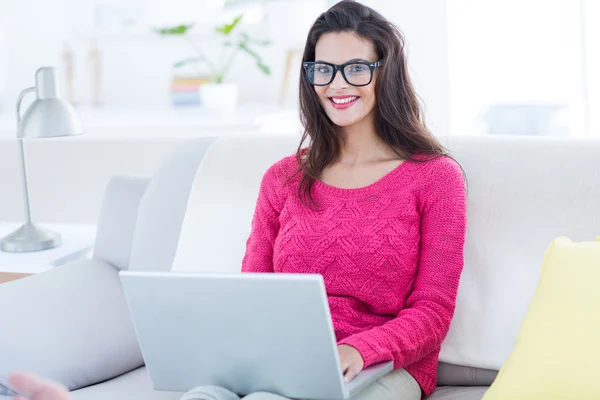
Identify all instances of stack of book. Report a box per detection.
[170,75,211,106]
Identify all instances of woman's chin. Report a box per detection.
[326,112,361,128]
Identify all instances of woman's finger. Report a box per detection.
[9,374,67,400]
[344,364,360,383]
[339,359,350,374]
[8,373,37,397]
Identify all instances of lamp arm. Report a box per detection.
[15,87,36,226]
[16,87,36,126]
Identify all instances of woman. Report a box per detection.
[239,1,467,399]
[8,1,466,400]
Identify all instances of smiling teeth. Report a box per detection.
[331,97,357,104]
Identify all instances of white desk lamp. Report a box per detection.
[0,66,85,252]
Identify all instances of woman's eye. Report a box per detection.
[350,65,367,72]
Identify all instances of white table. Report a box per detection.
[0,223,96,274]
[0,104,302,139]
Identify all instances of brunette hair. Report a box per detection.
[296,0,449,206]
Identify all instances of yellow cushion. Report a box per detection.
[483,236,600,400]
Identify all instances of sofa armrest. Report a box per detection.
[93,175,150,270]
[0,259,143,390]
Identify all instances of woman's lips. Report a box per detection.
[329,95,360,109]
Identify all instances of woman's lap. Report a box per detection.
[180,369,421,400]
[179,385,240,400]
[350,368,421,400]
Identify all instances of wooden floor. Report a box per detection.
[0,272,30,284]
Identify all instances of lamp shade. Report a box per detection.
[17,67,84,138]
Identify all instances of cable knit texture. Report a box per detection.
[242,153,467,397]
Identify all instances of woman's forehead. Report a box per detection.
[315,32,376,63]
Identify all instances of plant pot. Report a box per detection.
[199,82,238,113]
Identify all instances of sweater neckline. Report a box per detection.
[313,159,413,198]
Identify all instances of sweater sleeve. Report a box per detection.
[241,160,287,273]
[338,159,467,369]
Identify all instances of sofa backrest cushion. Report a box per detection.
[94,175,149,271]
[172,134,299,274]
[439,135,600,370]
[129,138,214,272]
[173,134,600,371]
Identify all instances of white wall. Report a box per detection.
[447,0,582,135]
[0,4,8,115]
[362,0,450,136]
[0,0,450,133]
[3,0,73,106]
[0,1,452,224]
[0,0,328,109]
[585,0,600,136]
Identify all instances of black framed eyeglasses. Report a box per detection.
[303,60,383,87]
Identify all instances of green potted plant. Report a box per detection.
[156,15,271,112]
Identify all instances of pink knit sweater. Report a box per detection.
[242,153,467,397]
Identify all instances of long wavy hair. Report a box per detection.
[296,0,449,206]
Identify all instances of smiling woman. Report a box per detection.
[296,1,449,206]
[306,32,382,129]
[239,1,467,399]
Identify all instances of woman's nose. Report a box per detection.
[329,69,349,89]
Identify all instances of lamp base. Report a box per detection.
[1,224,62,252]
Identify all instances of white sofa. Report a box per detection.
[1,134,599,400]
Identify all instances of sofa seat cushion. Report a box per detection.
[0,258,143,391]
[437,363,498,387]
[429,386,489,400]
[71,367,182,400]
[3,380,491,400]
[71,379,490,400]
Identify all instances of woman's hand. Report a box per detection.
[8,373,68,400]
[338,344,365,383]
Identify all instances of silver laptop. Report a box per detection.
[119,271,393,400]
